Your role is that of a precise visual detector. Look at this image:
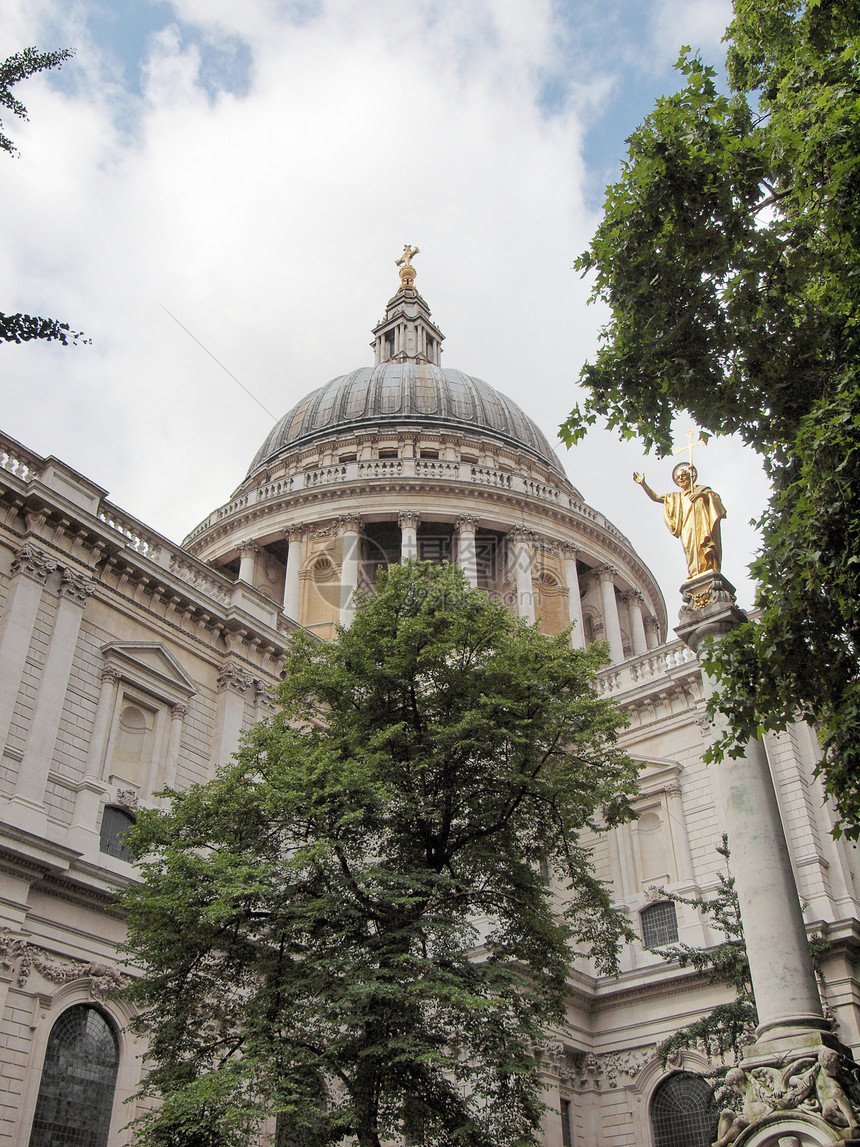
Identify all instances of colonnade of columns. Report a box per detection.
[235,517,661,658]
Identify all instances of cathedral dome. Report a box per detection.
[246,363,566,481]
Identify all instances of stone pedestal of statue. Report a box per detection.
[675,572,860,1147]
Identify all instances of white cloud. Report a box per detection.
[649,0,732,67]
[1,0,766,611]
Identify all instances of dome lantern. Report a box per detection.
[370,245,444,366]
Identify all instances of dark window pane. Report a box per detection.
[560,1097,573,1147]
[642,901,678,948]
[650,1073,717,1147]
[28,1004,119,1147]
[99,806,135,863]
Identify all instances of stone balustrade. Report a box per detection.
[595,641,697,697]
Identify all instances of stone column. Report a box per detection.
[511,529,535,624]
[339,515,363,625]
[11,568,96,834]
[283,526,305,619]
[455,515,479,587]
[162,702,188,790]
[626,591,649,656]
[561,545,585,649]
[398,512,420,564]
[0,541,57,755]
[237,541,259,586]
[595,566,624,663]
[68,663,119,853]
[644,615,661,649]
[676,574,828,1052]
[210,662,251,769]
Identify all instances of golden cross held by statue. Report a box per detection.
[673,428,706,472]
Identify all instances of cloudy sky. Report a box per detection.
[1,0,767,614]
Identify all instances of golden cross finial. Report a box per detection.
[673,428,706,471]
[396,244,420,269]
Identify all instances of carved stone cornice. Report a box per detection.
[59,567,96,606]
[12,541,57,584]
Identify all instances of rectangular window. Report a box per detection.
[560,1098,573,1147]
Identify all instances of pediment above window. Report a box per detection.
[100,642,196,706]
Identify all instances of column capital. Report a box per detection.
[398,511,420,531]
[12,541,57,584]
[336,513,363,536]
[285,524,306,541]
[171,702,189,720]
[454,514,478,533]
[594,564,618,584]
[644,615,660,633]
[560,541,579,559]
[237,540,260,557]
[100,664,123,684]
[217,662,252,695]
[59,568,96,606]
[510,526,536,545]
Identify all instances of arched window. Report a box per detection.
[650,1072,717,1147]
[99,805,136,862]
[28,1004,119,1147]
[641,900,678,948]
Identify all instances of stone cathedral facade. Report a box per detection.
[1,270,859,1147]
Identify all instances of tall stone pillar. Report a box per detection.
[283,526,305,619]
[625,591,649,656]
[0,541,57,755]
[510,529,535,624]
[11,568,96,835]
[398,512,420,563]
[162,702,188,790]
[676,571,860,1145]
[455,515,479,587]
[210,662,251,769]
[644,615,660,649]
[339,516,363,625]
[237,541,259,586]
[595,566,624,663]
[561,544,585,649]
[68,663,120,851]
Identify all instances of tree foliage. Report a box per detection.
[654,839,756,1069]
[1,46,87,347]
[562,0,860,834]
[122,562,637,1147]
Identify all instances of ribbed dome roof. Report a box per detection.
[247,362,566,478]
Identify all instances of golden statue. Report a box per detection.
[634,463,726,577]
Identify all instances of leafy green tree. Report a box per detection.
[1,46,86,346]
[653,839,756,1069]
[562,0,860,834]
[123,561,637,1147]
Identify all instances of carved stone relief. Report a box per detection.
[0,927,128,996]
